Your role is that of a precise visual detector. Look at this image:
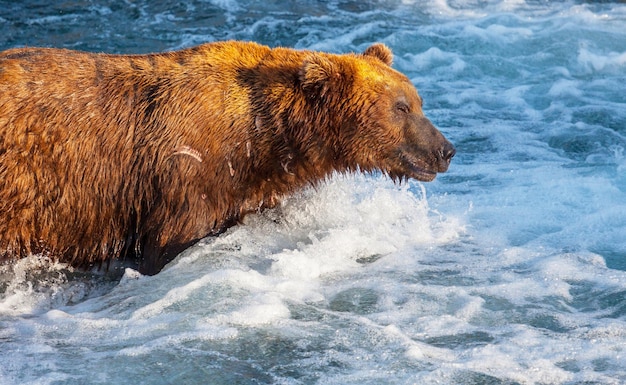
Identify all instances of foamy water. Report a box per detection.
[1,1,626,384]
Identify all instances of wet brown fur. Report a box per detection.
[0,41,454,275]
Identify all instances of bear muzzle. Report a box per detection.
[395,138,455,182]
[397,115,456,180]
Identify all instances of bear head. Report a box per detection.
[300,43,455,182]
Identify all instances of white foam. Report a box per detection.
[304,21,386,52]
[548,79,583,98]
[117,324,239,357]
[403,47,467,74]
[0,257,91,316]
[218,293,291,326]
[462,23,534,43]
[578,47,626,74]
[2,1,626,383]
[205,0,240,12]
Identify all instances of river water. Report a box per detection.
[1,1,626,384]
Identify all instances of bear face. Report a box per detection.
[300,44,455,182]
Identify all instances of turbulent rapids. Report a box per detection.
[1,1,626,384]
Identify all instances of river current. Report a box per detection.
[1,1,626,384]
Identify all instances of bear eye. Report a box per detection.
[395,102,410,114]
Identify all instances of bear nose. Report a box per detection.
[437,141,455,172]
[443,142,456,162]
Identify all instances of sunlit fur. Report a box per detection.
[0,41,453,275]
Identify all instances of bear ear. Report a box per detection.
[363,43,393,66]
[300,54,340,91]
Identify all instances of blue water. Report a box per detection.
[1,1,626,384]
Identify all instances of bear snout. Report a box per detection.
[390,135,455,182]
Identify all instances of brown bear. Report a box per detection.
[0,41,454,275]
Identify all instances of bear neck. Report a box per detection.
[239,105,349,211]
[249,88,350,190]
[232,54,354,210]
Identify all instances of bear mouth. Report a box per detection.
[397,152,438,182]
